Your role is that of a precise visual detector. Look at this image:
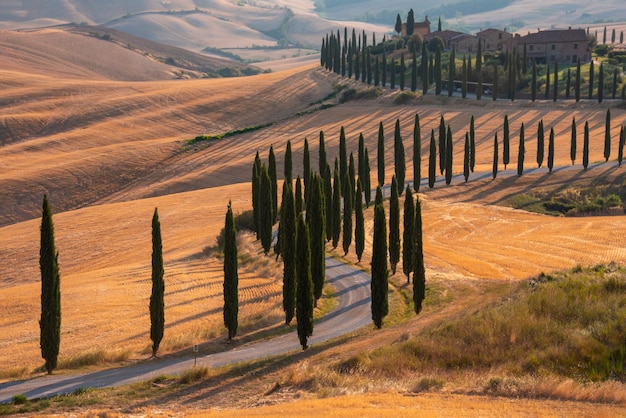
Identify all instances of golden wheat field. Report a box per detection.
[1,27,626,415]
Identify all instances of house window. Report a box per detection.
[572,54,578,63]
[574,43,578,49]
[529,45,534,51]
[498,33,502,40]
[551,44,556,50]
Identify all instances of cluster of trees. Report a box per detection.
[321,24,626,102]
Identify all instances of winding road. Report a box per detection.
[0,256,371,403]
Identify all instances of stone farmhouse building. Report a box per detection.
[401,16,431,37]
[512,28,590,64]
[476,28,513,52]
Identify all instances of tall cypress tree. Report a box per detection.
[448,47,455,97]
[371,201,389,329]
[469,115,476,172]
[280,182,297,324]
[303,138,311,201]
[422,41,429,94]
[390,58,396,89]
[332,161,342,249]
[252,152,261,238]
[612,67,618,99]
[531,60,537,102]
[575,58,581,102]
[342,171,353,256]
[348,152,356,201]
[411,47,417,92]
[395,13,402,36]
[389,175,400,274]
[537,120,545,168]
[413,114,421,192]
[339,126,348,192]
[604,109,611,162]
[438,115,446,175]
[544,62,550,100]
[295,175,303,215]
[492,132,499,179]
[150,208,164,357]
[570,117,577,165]
[374,56,380,86]
[364,148,372,208]
[223,201,238,341]
[355,179,365,262]
[400,53,406,91]
[40,194,61,374]
[566,68,571,100]
[307,174,326,305]
[553,61,558,102]
[429,130,436,188]
[461,55,467,98]
[445,125,453,185]
[589,60,595,100]
[517,123,525,177]
[413,194,426,315]
[583,121,590,170]
[476,39,483,100]
[394,119,406,194]
[618,126,624,167]
[324,163,333,242]
[406,9,415,36]
[548,127,555,173]
[492,62,498,101]
[435,47,442,95]
[358,133,365,191]
[382,52,387,87]
[503,115,510,169]
[259,165,274,254]
[463,132,470,182]
[319,131,327,178]
[377,121,385,186]
[268,145,278,223]
[402,186,415,282]
[296,216,314,350]
[284,140,293,183]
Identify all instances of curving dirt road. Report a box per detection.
[0,256,371,403]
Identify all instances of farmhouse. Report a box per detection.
[451,33,480,54]
[477,28,512,52]
[401,16,431,37]
[513,28,590,64]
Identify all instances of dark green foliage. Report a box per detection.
[364,148,372,207]
[374,57,380,86]
[463,132,470,182]
[438,115,446,175]
[503,115,510,169]
[389,176,400,275]
[377,121,385,186]
[40,195,61,374]
[395,14,402,36]
[342,171,353,256]
[402,186,415,282]
[150,208,164,357]
[318,131,327,178]
[445,125,453,185]
[469,115,476,172]
[406,9,414,36]
[223,202,238,340]
[517,123,525,177]
[583,121,590,170]
[296,216,314,350]
[422,42,429,95]
[413,114,421,192]
[537,120,545,168]
[435,48,442,95]
[348,152,356,202]
[371,202,389,329]
[413,195,426,315]
[339,126,348,192]
[544,63,550,100]
[252,152,261,238]
[548,127,555,173]
[324,163,333,242]
[604,109,611,162]
[492,132,499,179]
[448,48,455,97]
[284,140,293,183]
[570,118,577,165]
[375,185,383,206]
[307,174,326,304]
[358,133,365,192]
[394,119,406,194]
[280,182,297,324]
[411,47,417,92]
[612,68,618,99]
[589,60,594,100]
[428,130,436,188]
[332,162,342,249]
[355,179,365,262]
[618,126,624,167]
[295,176,303,215]
[598,62,604,103]
[382,52,387,87]
[553,61,558,102]
[438,17,442,32]
[400,54,406,91]
[303,138,311,201]
[461,55,467,98]
[259,165,274,254]
[492,62,498,101]
[575,58,581,102]
[566,68,571,99]
[268,145,278,223]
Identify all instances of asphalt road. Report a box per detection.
[0,256,372,403]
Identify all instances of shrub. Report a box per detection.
[394,91,417,104]
[12,395,28,405]
[213,210,255,251]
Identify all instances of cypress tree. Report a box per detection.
[395,14,402,36]
[603,26,607,44]
[598,62,604,103]
[537,120,545,168]
[429,55,434,85]
[259,165,274,254]
[544,62,550,100]
[284,140,293,183]
[469,115,476,172]
[339,126,348,191]
[347,45,353,78]
[361,45,367,83]
[531,59,537,101]
[303,138,311,201]
[367,49,372,85]
[448,47,455,97]
[382,52,387,87]
[307,174,326,304]
[374,56,380,86]
[280,182,297,324]
[389,175,400,274]
[223,201,238,340]
[435,47,442,95]
[411,47,417,92]
[375,185,383,206]
[492,62,498,101]
[348,152,356,201]
[517,123,525,177]
[605,109,611,162]
[406,9,415,36]
[613,67,618,99]
[570,117,577,165]
[371,200,389,329]
[319,130,327,178]
[332,162,341,249]
[438,17,442,32]
[492,132,499,179]
[548,127,555,173]
[295,175,303,215]
[422,41,429,94]
[358,133,365,200]
[503,115,510,169]
[589,60,594,100]
[618,126,624,167]
[476,39,483,100]
[269,145,278,222]
[463,132,470,182]
[575,58,581,102]
[394,119,406,194]
[553,61,558,102]
[583,121,590,170]
[400,53,406,91]
[428,130,436,188]
[438,115,446,175]
[377,121,385,186]
[150,208,164,357]
[342,170,353,256]
[402,186,415,282]
[363,148,372,207]
[445,125,453,185]
[354,47,360,80]
[40,194,61,374]
[390,58,396,89]
[324,163,333,242]
[413,194,426,315]
[296,216,314,350]
[612,28,616,44]
[461,55,467,98]
[355,179,365,262]
[252,152,261,237]
[413,114,421,192]
[566,68,571,100]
